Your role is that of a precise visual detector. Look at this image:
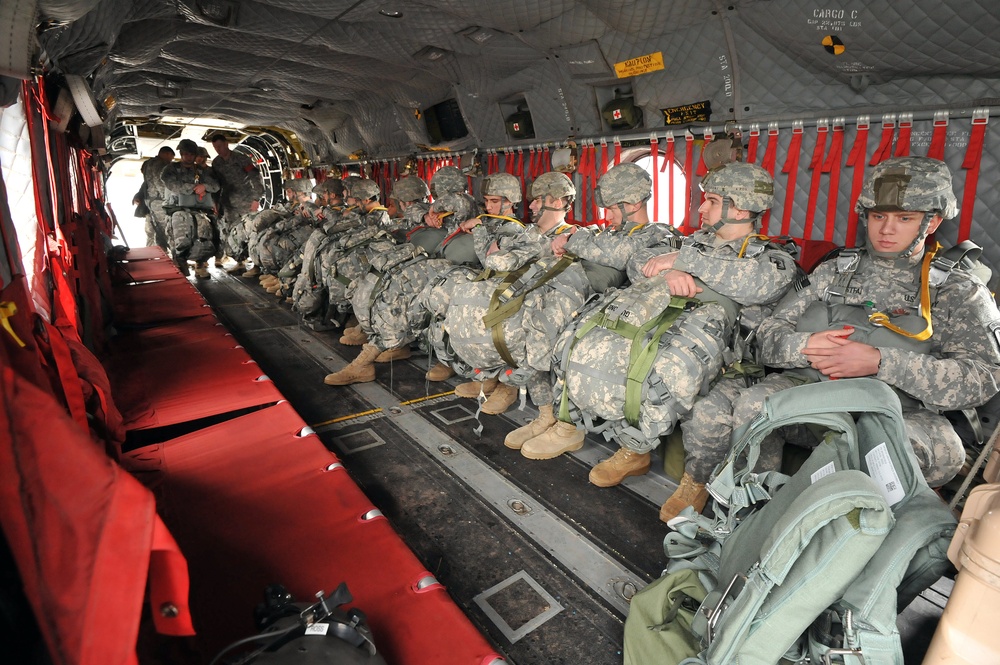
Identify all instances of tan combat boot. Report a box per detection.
[521,419,584,459]
[588,448,651,487]
[481,382,519,415]
[265,281,283,294]
[323,343,380,385]
[659,472,710,523]
[455,377,499,399]
[260,275,278,287]
[242,265,260,278]
[425,363,455,381]
[504,404,558,450]
[375,346,412,362]
[339,325,368,346]
[194,262,211,279]
[226,260,246,274]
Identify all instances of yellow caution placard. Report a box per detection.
[614,52,664,79]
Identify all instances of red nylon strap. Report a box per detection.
[515,149,525,192]
[696,130,713,177]
[663,134,676,228]
[780,123,805,237]
[869,117,896,165]
[802,123,829,241]
[38,319,89,432]
[821,123,845,243]
[928,113,949,160]
[528,147,537,177]
[959,110,989,243]
[747,126,760,164]
[650,137,659,223]
[759,125,779,235]
[543,147,551,172]
[589,143,600,223]
[894,116,912,157]
[440,228,464,248]
[683,133,695,233]
[600,138,609,177]
[845,118,870,248]
[613,139,622,166]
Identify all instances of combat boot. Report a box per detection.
[455,377,499,399]
[425,363,455,381]
[479,382,517,415]
[323,343,380,386]
[339,325,367,346]
[504,404,557,450]
[226,260,246,274]
[659,472,709,523]
[588,448,651,487]
[194,262,211,279]
[265,281,283,294]
[242,265,260,278]
[521,419,584,459]
[260,275,278,287]
[375,346,412,362]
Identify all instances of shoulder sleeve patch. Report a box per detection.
[769,255,788,271]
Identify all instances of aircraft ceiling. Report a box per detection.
[17,0,1000,161]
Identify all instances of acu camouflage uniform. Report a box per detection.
[319,200,396,315]
[160,160,220,270]
[140,156,171,250]
[211,149,263,261]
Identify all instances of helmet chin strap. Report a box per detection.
[704,197,748,233]
[532,199,569,223]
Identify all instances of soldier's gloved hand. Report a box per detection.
[642,252,679,277]
[664,269,701,297]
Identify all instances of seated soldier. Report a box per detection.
[693,157,1000,520]
[537,163,796,485]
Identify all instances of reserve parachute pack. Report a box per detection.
[442,254,591,378]
[349,243,454,350]
[553,275,738,451]
[624,379,956,665]
[319,227,397,311]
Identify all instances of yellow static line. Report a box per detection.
[311,390,456,427]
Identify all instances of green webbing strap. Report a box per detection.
[624,297,691,427]
[472,267,503,283]
[484,256,576,368]
[334,274,352,286]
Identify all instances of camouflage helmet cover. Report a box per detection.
[530,171,576,203]
[700,161,774,213]
[391,176,430,203]
[594,162,651,207]
[283,178,313,193]
[347,177,380,201]
[431,192,476,221]
[481,173,522,203]
[430,166,466,197]
[312,178,345,197]
[177,138,199,154]
[854,156,959,219]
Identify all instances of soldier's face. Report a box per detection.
[698,193,724,228]
[603,205,624,230]
[529,194,565,223]
[179,150,197,166]
[212,140,229,156]
[866,210,942,254]
[484,195,505,216]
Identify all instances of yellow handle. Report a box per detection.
[867,243,937,342]
[0,302,27,348]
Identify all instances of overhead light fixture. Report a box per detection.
[379,9,402,18]
[414,45,451,62]
[459,26,495,44]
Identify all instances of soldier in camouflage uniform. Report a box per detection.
[699,157,1000,518]
[211,134,264,274]
[134,146,174,250]
[160,139,220,278]
[256,179,317,295]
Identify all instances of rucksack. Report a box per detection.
[624,379,956,665]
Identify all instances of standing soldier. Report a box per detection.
[135,146,174,250]
[211,133,263,275]
[161,139,221,278]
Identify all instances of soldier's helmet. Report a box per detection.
[481,173,522,203]
[594,163,651,207]
[347,178,380,202]
[530,172,576,204]
[854,156,958,219]
[700,161,774,213]
[177,138,199,154]
[391,176,430,203]
[431,192,476,221]
[312,178,345,198]
[283,178,313,193]
[430,166,466,197]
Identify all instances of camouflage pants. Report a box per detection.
[169,209,215,266]
[145,201,169,250]
[684,372,964,487]
[219,204,250,261]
